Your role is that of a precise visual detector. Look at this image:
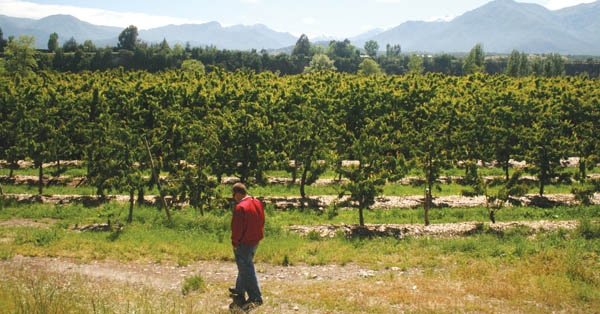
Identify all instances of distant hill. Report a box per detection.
[1,0,599,54]
[139,22,297,50]
[359,0,600,54]
[0,14,297,50]
[0,14,120,48]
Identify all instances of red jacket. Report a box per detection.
[231,196,265,247]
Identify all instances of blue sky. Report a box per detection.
[0,0,596,38]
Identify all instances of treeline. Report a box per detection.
[1,26,600,76]
[1,70,599,224]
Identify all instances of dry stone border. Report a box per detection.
[0,175,86,187]
[3,192,600,209]
[288,220,580,239]
[0,160,83,169]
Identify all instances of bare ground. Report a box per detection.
[288,220,579,238]
[0,255,411,313]
[4,192,600,209]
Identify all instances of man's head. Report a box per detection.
[232,182,247,202]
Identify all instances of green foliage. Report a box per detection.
[327,39,360,72]
[118,25,139,50]
[357,58,382,75]
[292,34,311,57]
[0,70,599,210]
[62,37,78,52]
[571,179,600,206]
[407,54,424,74]
[281,254,291,266]
[385,44,401,57]
[14,229,61,247]
[47,32,59,52]
[531,54,565,77]
[463,43,485,74]
[576,218,600,240]
[304,54,336,72]
[363,40,379,58]
[4,35,38,78]
[181,274,206,295]
[180,59,205,74]
[505,50,529,77]
[0,27,7,53]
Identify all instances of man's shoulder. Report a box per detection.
[239,197,263,209]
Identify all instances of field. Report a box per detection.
[1,70,599,313]
[0,195,599,313]
[1,157,600,313]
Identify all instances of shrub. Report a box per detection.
[181,274,205,295]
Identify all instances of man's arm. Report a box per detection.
[231,206,246,247]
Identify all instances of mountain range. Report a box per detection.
[1,0,599,54]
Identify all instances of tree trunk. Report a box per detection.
[38,162,43,195]
[579,158,587,182]
[291,165,297,184]
[300,158,312,200]
[128,189,134,223]
[359,206,365,226]
[137,188,145,206]
[8,161,19,179]
[424,154,432,226]
[539,165,546,197]
[424,185,431,226]
[504,159,510,182]
[198,191,204,216]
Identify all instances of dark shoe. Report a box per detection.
[242,300,263,311]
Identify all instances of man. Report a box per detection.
[230,182,265,311]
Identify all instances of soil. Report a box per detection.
[4,192,600,209]
[0,254,408,313]
[288,220,579,238]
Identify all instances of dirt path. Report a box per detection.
[3,255,394,291]
[1,255,404,313]
[4,219,578,286]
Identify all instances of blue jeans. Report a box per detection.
[234,244,262,303]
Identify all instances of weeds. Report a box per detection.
[577,218,600,239]
[181,274,205,295]
[0,200,599,313]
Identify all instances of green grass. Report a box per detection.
[0,267,207,314]
[0,167,88,177]
[2,184,99,195]
[0,201,599,312]
[181,274,206,295]
[0,201,598,265]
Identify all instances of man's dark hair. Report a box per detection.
[232,182,247,195]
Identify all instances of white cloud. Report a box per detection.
[0,0,205,29]
[240,0,261,3]
[302,17,317,25]
[544,0,596,10]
